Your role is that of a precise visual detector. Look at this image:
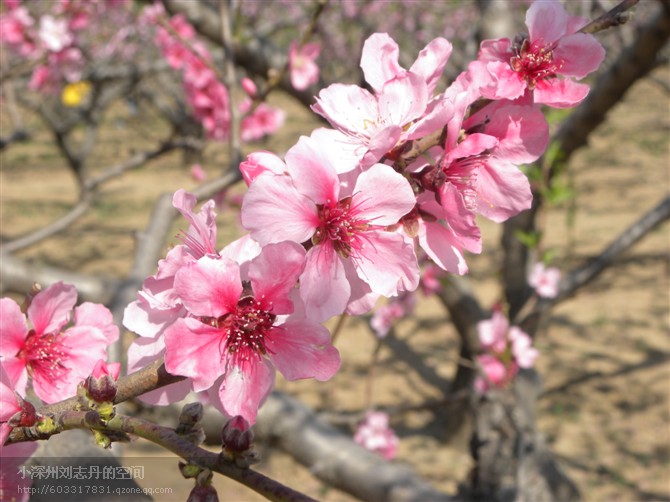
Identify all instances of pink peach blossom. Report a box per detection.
[289,41,320,91]
[354,411,399,460]
[475,311,538,393]
[163,242,340,424]
[475,0,605,107]
[0,282,118,403]
[241,135,419,321]
[529,262,561,298]
[38,15,73,52]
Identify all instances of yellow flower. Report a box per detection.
[61,81,92,107]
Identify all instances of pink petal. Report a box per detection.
[174,256,241,318]
[239,151,287,186]
[122,294,185,339]
[534,78,590,108]
[418,221,468,275]
[309,128,362,174]
[352,164,415,225]
[555,33,605,79]
[438,185,482,254]
[27,282,77,335]
[476,160,532,222]
[0,358,27,397]
[360,33,403,92]
[267,321,340,381]
[526,0,569,45]
[249,242,305,315]
[0,366,21,421]
[300,245,350,322]
[127,336,192,405]
[164,318,225,391]
[285,135,340,204]
[353,231,419,297]
[311,84,379,136]
[446,132,498,163]
[470,102,548,164]
[409,37,452,95]
[217,358,275,425]
[0,298,28,357]
[74,303,119,343]
[172,189,217,257]
[241,175,319,245]
[377,73,427,127]
[363,126,402,167]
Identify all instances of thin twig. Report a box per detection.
[219,0,242,169]
[579,0,641,34]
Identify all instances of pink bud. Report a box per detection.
[241,77,257,97]
[221,415,253,453]
[85,360,120,403]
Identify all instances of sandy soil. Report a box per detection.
[1,61,668,502]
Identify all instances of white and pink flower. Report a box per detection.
[289,41,320,91]
[354,411,399,460]
[241,135,419,321]
[529,262,561,299]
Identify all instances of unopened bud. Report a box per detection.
[8,395,37,428]
[221,416,253,453]
[187,484,219,502]
[178,403,204,430]
[85,360,120,403]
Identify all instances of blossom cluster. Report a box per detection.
[149,5,285,143]
[0,0,139,93]
[0,282,119,498]
[475,310,539,393]
[1,0,605,458]
[121,0,603,424]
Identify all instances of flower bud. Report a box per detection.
[178,402,204,429]
[8,396,37,428]
[187,484,219,502]
[85,360,120,403]
[221,416,253,453]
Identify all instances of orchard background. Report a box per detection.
[0,1,668,501]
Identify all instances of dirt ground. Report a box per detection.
[1,60,668,501]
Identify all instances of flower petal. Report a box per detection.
[352,164,415,225]
[241,174,319,245]
[0,298,28,357]
[249,242,305,314]
[174,256,242,318]
[217,358,275,425]
[27,282,76,335]
[360,33,403,92]
[164,318,225,391]
[285,135,340,204]
[267,321,340,381]
[300,245,350,322]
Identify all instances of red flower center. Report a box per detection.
[209,296,276,367]
[313,196,370,258]
[18,329,69,381]
[510,37,563,90]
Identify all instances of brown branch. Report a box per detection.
[160,0,324,108]
[516,194,670,334]
[0,139,197,255]
[502,0,670,318]
[579,0,641,34]
[255,391,459,502]
[219,0,242,170]
[0,252,120,303]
